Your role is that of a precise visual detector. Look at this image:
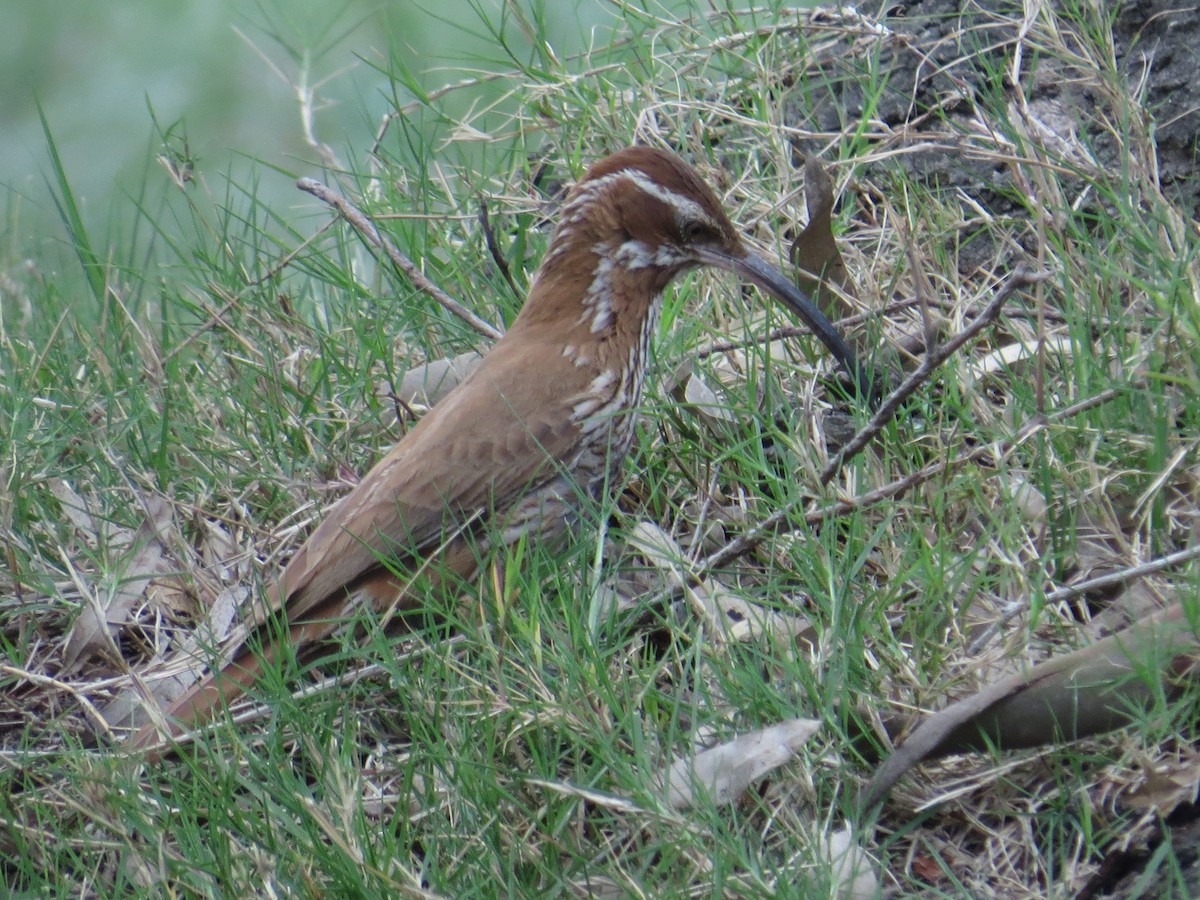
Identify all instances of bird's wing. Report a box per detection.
[276,332,583,620]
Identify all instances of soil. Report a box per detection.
[781,0,1199,274]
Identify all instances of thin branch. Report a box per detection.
[806,384,1121,528]
[1046,545,1200,606]
[696,383,1122,576]
[700,266,1051,571]
[478,198,522,300]
[968,543,1200,654]
[819,266,1049,485]
[297,177,504,342]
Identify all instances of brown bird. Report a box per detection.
[130,146,865,752]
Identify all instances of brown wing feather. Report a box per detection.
[132,329,584,752]
[280,330,582,614]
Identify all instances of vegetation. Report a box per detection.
[2,2,1198,895]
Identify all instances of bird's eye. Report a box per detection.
[680,218,716,243]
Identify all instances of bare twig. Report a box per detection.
[700,267,1050,571]
[695,383,1121,575]
[819,266,1049,485]
[297,177,504,341]
[806,384,1122,529]
[478,199,521,300]
[968,543,1200,655]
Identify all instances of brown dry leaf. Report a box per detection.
[789,156,937,373]
[963,334,1077,391]
[682,370,737,426]
[99,512,258,730]
[145,575,196,618]
[970,493,1163,655]
[659,717,820,809]
[1075,505,1166,635]
[863,601,1200,809]
[627,521,807,643]
[101,584,247,730]
[49,479,108,541]
[790,156,856,325]
[1005,475,1050,525]
[910,851,951,885]
[61,495,177,671]
[626,521,690,591]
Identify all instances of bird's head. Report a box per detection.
[520,146,864,393]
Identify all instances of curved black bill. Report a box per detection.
[697,247,873,400]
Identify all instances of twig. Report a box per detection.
[1046,545,1200,606]
[819,266,1049,485]
[700,267,1050,571]
[296,177,504,341]
[694,381,1122,577]
[969,543,1200,655]
[478,198,521,300]
[805,384,1121,529]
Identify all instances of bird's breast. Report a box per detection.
[563,294,662,494]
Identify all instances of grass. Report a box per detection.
[3,1,1199,896]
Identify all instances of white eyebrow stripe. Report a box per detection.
[621,169,715,226]
[563,167,718,229]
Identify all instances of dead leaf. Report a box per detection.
[628,521,807,643]
[49,479,105,540]
[963,334,1077,390]
[145,575,196,618]
[683,370,737,425]
[790,156,856,325]
[1075,505,1167,634]
[394,350,483,408]
[814,826,880,900]
[1005,475,1050,525]
[1122,749,1200,816]
[862,600,1200,809]
[101,584,247,730]
[910,851,950,884]
[61,495,177,671]
[659,718,820,809]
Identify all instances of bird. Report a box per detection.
[129,145,866,753]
